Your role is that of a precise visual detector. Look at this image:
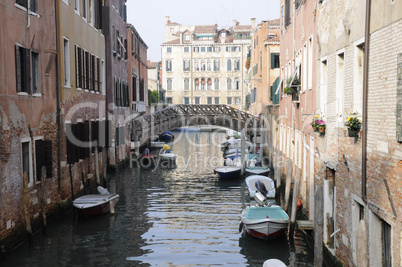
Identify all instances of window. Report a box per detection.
[213,46,221,52]
[207,60,212,71]
[166,59,172,71]
[167,78,172,90]
[170,27,175,33]
[207,78,212,90]
[194,60,199,71]
[308,37,313,89]
[201,78,206,90]
[227,97,232,105]
[185,35,190,41]
[35,139,52,180]
[214,59,220,71]
[166,97,172,104]
[167,47,172,53]
[75,45,83,89]
[88,0,93,24]
[200,47,205,52]
[214,78,219,90]
[21,140,33,186]
[201,60,206,71]
[63,38,70,87]
[194,97,200,105]
[75,0,79,12]
[112,26,116,52]
[234,59,240,71]
[31,51,40,94]
[184,97,190,104]
[271,53,280,69]
[285,0,291,28]
[235,97,240,105]
[16,0,37,12]
[221,32,226,38]
[320,59,328,115]
[234,78,240,90]
[194,47,199,52]
[227,78,232,90]
[184,78,189,90]
[207,97,212,104]
[194,78,199,90]
[214,97,219,104]
[354,41,364,114]
[184,47,189,52]
[207,47,212,52]
[336,51,345,120]
[15,45,31,93]
[82,0,86,18]
[227,59,232,71]
[94,0,102,29]
[183,59,190,71]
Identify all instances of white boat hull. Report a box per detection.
[73,194,119,217]
[245,175,276,199]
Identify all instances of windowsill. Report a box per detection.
[64,84,71,89]
[84,89,89,93]
[17,92,29,96]
[32,93,42,97]
[62,0,69,5]
[75,9,80,16]
[77,87,82,91]
[90,90,95,94]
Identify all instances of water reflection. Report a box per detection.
[2,131,313,267]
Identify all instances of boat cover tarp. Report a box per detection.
[244,206,288,221]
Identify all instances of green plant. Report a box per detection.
[148,90,160,106]
[344,113,362,130]
[311,115,326,131]
[284,74,300,95]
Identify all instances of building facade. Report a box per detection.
[58,0,107,200]
[316,0,402,266]
[247,19,281,116]
[104,0,130,167]
[161,16,251,109]
[0,0,58,248]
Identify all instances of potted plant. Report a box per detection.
[284,74,301,101]
[344,113,362,137]
[311,115,326,133]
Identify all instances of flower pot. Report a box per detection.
[319,127,325,133]
[348,128,360,137]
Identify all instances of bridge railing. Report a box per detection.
[131,104,261,145]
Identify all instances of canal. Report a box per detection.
[2,131,314,266]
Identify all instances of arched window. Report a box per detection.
[201,60,206,71]
[194,60,199,71]
[183,59,190,71]
[201,78,206,90]
[234,59,240,71]
[227,59,232,71]
[214,78,219,90]
[166,60,172,71]
[207,60,213,71]
[167,78,172,90]
[207,78,212,90]
[234,78,240,90]
[194,78,199,90]
[227,78,232,90]
[184,78,189,90]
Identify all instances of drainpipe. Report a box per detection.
[362,0,371,202]
[54,0,62,191]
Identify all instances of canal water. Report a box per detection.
[2,131,314,267]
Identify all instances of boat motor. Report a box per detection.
[254,191,268,206]
[255,180,268,198]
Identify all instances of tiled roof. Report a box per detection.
[234,25,252,31]
[162,39,180,45]
[268,18,280,26]
[147,61,157,68]
[194,25,217,33]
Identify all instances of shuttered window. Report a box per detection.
[15,45,31,93]
[35,140,52,180]
[66,124,76,164]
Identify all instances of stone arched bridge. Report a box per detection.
[131,104,261,145]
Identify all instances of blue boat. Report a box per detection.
[214,166,242,179]
[159,131,174,141]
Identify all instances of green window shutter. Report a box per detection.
[271,54,275,69]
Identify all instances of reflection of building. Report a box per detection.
[161,16,252,109]
[247,19,281,116]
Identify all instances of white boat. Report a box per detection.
[245,175,276,199]
[214,166,242,179]
[73,186,119,218]
[245,166,270,176]
[159,149,178,161]
[240,205,289,240]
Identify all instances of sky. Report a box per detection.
[126,0,280,62]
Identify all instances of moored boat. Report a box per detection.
[245,166,270,176]
[245,175,276,199]
[73,186,119,218]
[214,166,242,180]
[159,131,174,141]
[240,205,289,240]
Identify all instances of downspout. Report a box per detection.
[54,0,62,191]
[362,0,371,201]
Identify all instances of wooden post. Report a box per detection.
[291,168,300,225]
[284,159,293,211]
[259,124,265,159]
[94,146,100,184]
[41,167,47,233]
[22,172,33,245]
[253,118,257,154]
[274,151,281,188]
[241,128,246,176]
[314,185,324,267]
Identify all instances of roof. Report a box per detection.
[233,25,252,31]
[147,61,157,68]
[194,25,217,34]
[162,39,180,45]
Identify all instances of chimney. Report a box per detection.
[233,19,237,28]
[165,16,170,24]
[251,18,256,29]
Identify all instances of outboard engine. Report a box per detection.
[254,191,267,206]
[255,180,268,198]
